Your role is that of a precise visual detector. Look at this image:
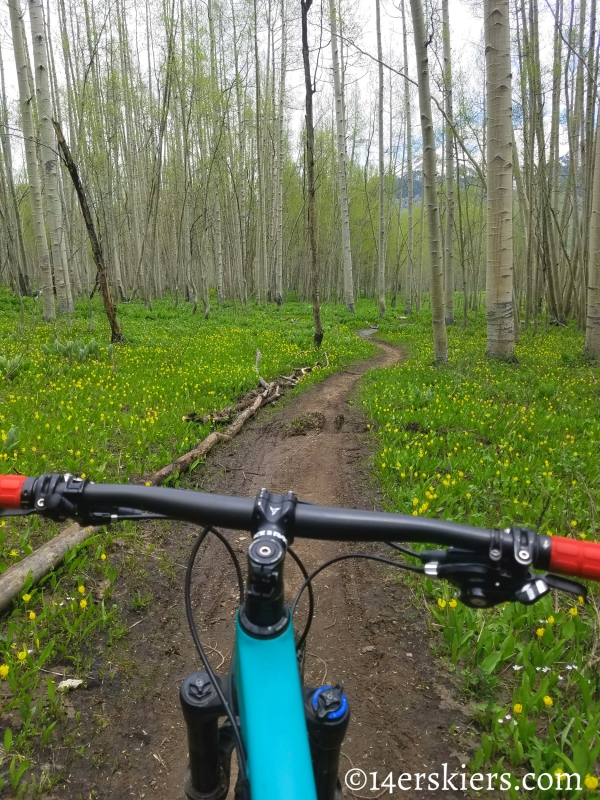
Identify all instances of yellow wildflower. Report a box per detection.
[584,775,599,790]
[17,648,27,661]
[547,616,555,625]
[78,585,85,595]
[513,703,523,714]
[449,599,458,608]
[543,695,553,707]
[22,594,31,603]
[569,607,578,616]
[0,664,9,678]
[28,611,36,621]
[536,628,545,637]
[80,599,87,610]
[437,599,447,609]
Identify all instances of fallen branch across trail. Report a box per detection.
[147,381,281,486]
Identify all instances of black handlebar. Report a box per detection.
[4,474,597,608]
[14,475,549,567]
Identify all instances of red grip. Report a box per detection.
[0,474,27,509]
[549,535,600,582]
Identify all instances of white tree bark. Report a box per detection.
[254,0,267,304]
[0,42,29,296]
[8,0,54,320]
[274,0,286,305]
[376,0,386,317]
[330,0,354,312]
[485,0,515,358]
[28,0,71,314]
[401,0,414,315]
[586,120,600,359]
[442,0,455,324]
[409,0,447,360]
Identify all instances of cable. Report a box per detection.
[287,546,315,653]
[185,526,249,799]
[291,552,425,616]
[387,541,420,559]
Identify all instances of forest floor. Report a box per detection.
[48,333,471,800]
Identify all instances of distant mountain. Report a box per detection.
[394,157,482,206]
[395,167,423,207]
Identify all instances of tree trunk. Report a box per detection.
[301,0,323,346]
[484,0,515,358]
[330,0,354,312]
[8,0,55,320]
[0,42,29,297]
[28,0,72,314]
[409,0,447,361]
[402,0,414,315]
[275,0,286,306]
[442,0,455,324]
[376,0,386,317]
[254,0,268,304]
[586,120,600,359]
[53,121,123,343]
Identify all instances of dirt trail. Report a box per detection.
[58,336,469,800]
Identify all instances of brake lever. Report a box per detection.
[420,548,588,608]
[544,573,588,602]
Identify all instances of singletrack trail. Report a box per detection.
[57,335,469,800]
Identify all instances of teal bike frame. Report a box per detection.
[234,614,318,800]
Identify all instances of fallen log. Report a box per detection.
[0,522,101,615]
[147,382,278,486]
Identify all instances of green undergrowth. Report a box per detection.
[0,291,376,794]
[361,307,600,797]
[0,290,373,487]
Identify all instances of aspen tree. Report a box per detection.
[8,0,55,320]
[376,0,386,317]
[401,0,414,315]
[329,0,354,312]
[28,0,72,313]
[484,0,515,358]
[409,0,447,361]
[254,0,268,304]
[442,0,454,325]
[274,0,286,306]
[0,43,29,297]
[586,121,600,359]
[301,0,323,346]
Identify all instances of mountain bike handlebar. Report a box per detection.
[2,473,600,582]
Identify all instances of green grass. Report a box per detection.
[0,290,373,485]
[361,306,600,797]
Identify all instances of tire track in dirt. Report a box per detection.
[59,335,470,800]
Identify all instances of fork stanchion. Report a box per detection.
[180,671,231,799]
[304,683,350,800]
